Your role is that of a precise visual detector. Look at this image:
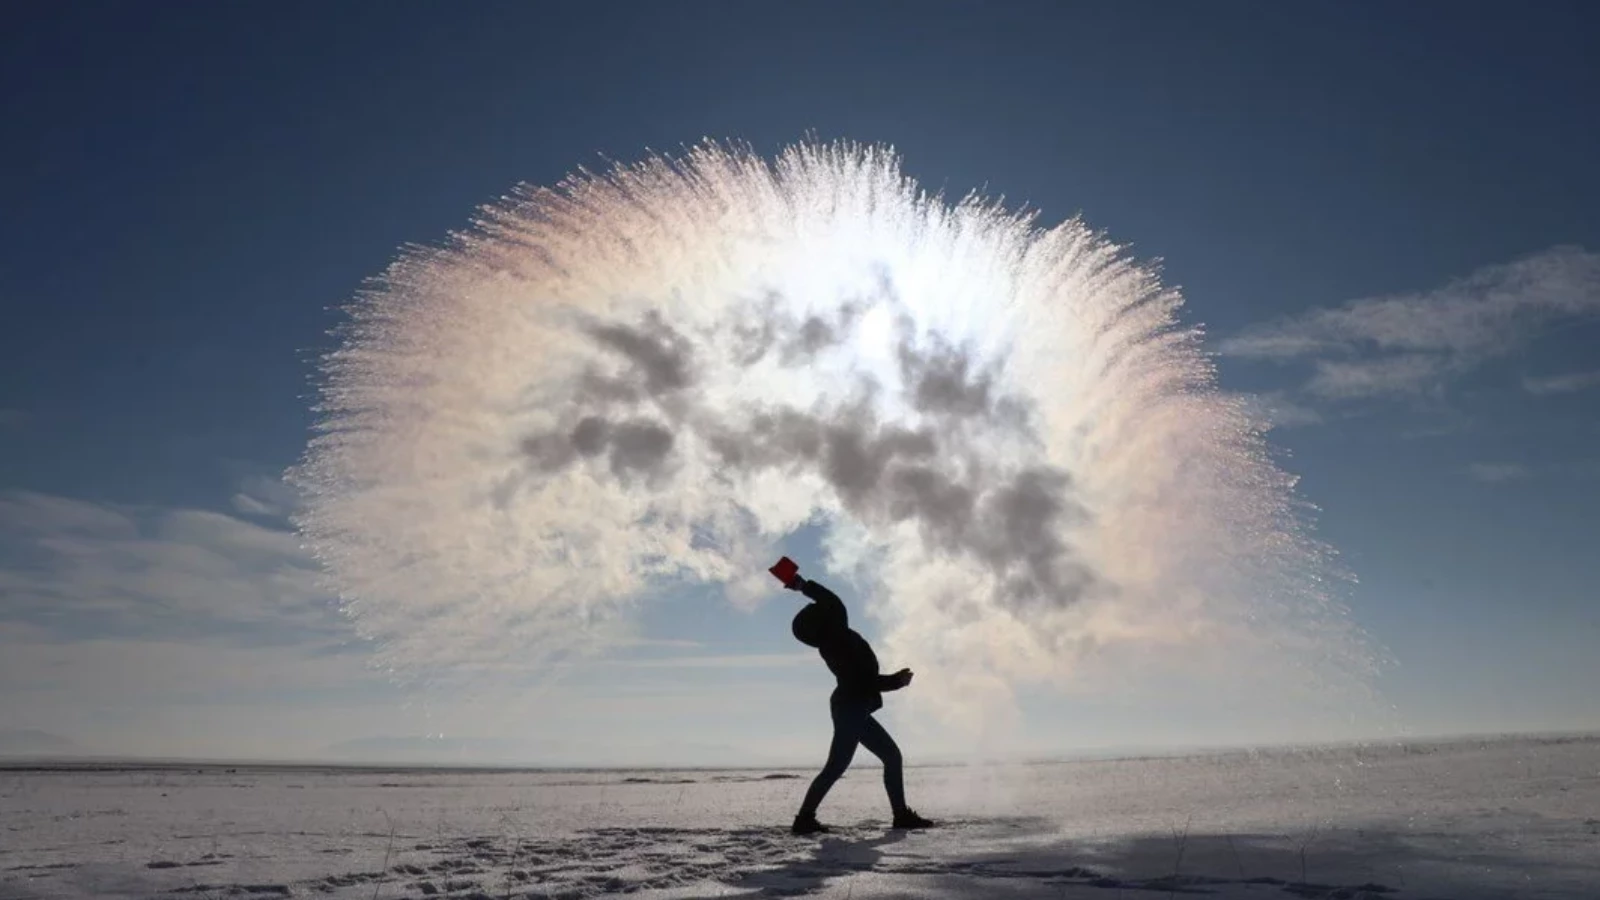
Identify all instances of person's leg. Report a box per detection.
[797,705,864,818]
[856,715,906,814]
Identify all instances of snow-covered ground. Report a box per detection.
[3,735,1596,900]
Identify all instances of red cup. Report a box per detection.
[769,556,799,585]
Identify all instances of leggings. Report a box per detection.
[797,695,905,816]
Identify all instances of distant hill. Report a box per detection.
[0,728,80,757]
[322,735,785,768]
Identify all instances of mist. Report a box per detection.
[291,142,1380,735]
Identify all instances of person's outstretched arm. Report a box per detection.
[786,576,848,628]
[876,669,913,691]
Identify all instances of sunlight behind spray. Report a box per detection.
[292,142,1380,733]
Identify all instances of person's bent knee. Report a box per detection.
[869,739,901,767]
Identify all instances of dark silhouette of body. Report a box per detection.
[784,573,932,834]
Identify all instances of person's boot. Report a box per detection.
[791,812,830,835]
[891,807,934,829]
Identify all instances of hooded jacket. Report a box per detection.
[793,578,900,713]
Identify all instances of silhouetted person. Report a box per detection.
[782,568,934,835]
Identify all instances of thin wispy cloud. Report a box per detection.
[617,653,814,669]
[0,489,470,759]
[1522,369,1600,396]
[1222,246,1600,400]
[1225,391,1324,430]
[230,474,303,519]
[613,637,704,650]
[1398,413,1476,441]
[0,489,343,645]
[1305,354,1451,400]
[1462,462,1532,484]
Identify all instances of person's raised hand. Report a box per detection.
[893,668,913,689]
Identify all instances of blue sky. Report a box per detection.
[2,1,1597,765]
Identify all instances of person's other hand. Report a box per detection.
[892,668,913,689]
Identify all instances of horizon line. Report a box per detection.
[5,728,1596,774]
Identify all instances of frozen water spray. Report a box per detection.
[292,141,1382,731]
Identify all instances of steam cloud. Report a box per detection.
[292,142,1377,725]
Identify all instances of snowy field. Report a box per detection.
[3,735,1597,900]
